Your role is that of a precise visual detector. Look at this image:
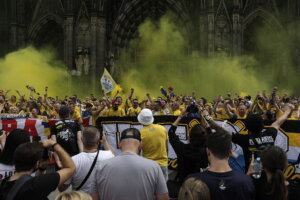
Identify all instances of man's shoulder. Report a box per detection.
[151,124,167,131]
[261,127,278,135]
[188,170,252,182]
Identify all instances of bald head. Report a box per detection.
[119,138,141,154]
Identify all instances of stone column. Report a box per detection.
[232,14,242,56]
[199,15,206,54]
[9,0,18,51]
[64,16,74,71]
[97,17,106,82]
[90,15,98,93]
[207,13,215,57]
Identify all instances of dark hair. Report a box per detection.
[189,124,208,147]
[261,146,288,200]
[206,131,231,159]
[85,103,93,108]
[59,106,70,119]
[14,142,44,172]
[82,126,100,149]
[245,114,264,134]
[0,129,30,165]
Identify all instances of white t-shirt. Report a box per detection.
[0,164,15,180]
[65,150,114,194]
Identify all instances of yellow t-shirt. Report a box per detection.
[173,110,181,116]
[70,110,81,119]
[216,108,229,119]
[127,107,141,116]
[153,110,165,116]
[290,110,299,120]
[51,110,59,119]
[140,124,168,167]
[107,108,125,117]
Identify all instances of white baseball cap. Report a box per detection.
[137,108,154,125]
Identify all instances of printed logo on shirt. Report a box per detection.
[219,179,226,190]
[58,129,73,141]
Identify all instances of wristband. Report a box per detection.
[51,143,59,149]
[203,115,212,122]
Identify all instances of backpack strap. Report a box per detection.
[75,150,100,190]
[6,174,32,200]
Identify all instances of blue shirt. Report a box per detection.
[188,170,255,200]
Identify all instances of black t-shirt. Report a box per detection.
[232,127,278,171]
[252,171,272,200]
[188,170,255,200]
[0,173,60,200]
[51,119,81,156]
[168,126,208,184]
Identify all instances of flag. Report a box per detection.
[100,68,116,93]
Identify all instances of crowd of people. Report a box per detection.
[1,86,300,122]
[0,85,299,200]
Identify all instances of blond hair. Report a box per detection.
[178,177,211,200]
[55,191,92,200]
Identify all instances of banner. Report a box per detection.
[97,116,300,180]
[0,117,92,138]
[100,68,116,93]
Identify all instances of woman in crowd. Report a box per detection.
[168,108,210,185]
[178,177,211,200]
[0,129,30,180]
[249,146,288,200]
[55,191,92,200]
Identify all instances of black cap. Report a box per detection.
[120,128,141,141]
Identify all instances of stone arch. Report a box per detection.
[243,8,282,31]
[110,0,193,55]
[28,14,64,60]
[242,8,283,54]
[28,13,63,40]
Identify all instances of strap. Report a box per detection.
[76,150,100,190]
[6,174,32,200]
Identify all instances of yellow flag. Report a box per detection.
[100,68,116,93]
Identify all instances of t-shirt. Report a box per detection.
[127,107,141,116]
[82,110,92,118]
[168,126,208,184]
[65,150,114,194]
[232,127,277,171]
[0,164,14,180]
[252,171,273,200]
[91,152,168,200]
[172,109,181,116]
[51,119,81,156]
[188,170,255,200]
[0,172,60,200]
[140,124,168,167]
[70,110,81,119]
[106,108,125,117]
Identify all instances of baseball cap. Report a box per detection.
[120,128,141,141]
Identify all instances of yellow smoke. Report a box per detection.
[0,46,69,98]
[115,15,270,100]
[114,14,298,100]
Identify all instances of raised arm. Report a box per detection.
[40,139,76,185]
[271,104,293,130]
